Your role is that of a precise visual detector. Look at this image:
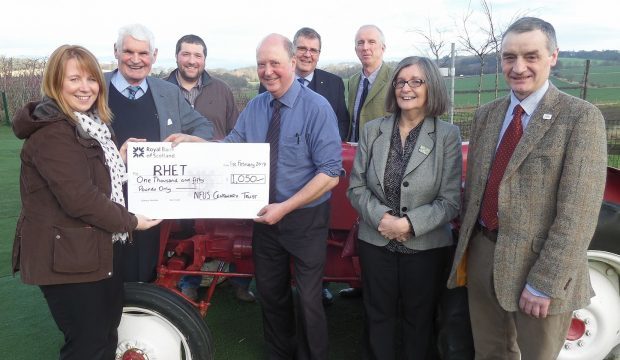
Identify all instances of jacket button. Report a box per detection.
[403,181,409,187]
[402,207,408,212]
[55,235,60,239]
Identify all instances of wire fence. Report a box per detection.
[450,111,620,169]
[0,85,620,168]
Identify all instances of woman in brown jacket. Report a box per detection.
[12,45,160,360]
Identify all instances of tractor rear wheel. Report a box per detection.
[117,282,214,360]
[558,251,620,360]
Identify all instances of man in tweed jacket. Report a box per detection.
[447,17,607,359]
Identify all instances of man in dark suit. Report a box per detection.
[260,27,349,141]
[105,24,213,283]
[448,17,607,359]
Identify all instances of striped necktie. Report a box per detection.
[265,99,282,203]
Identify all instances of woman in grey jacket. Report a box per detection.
[347,56,462,359]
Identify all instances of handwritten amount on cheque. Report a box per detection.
[133,163,265,200]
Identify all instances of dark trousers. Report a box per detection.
[40,242,124,360]
[253,201,330,360]
[122,225,160,282]
[358,240,448,360]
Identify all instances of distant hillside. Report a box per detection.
[439,50,620,77]
[214,50,620,81]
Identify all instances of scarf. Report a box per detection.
[75,111,129,243]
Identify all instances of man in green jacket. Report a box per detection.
[340,24,393,298]
[347,24,392,142]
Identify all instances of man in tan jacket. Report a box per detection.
[448,17,607,359]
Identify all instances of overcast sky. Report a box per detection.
[1,0,617,70]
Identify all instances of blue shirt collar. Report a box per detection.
[509,80,549,117]
[111,70,149,95]
[269,79,302,109]
[297,71,314,84]
[362,63,383,85]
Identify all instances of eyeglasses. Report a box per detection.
[296,46,321,56]
[392,79,426,89]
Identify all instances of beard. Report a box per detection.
[178,67,202,83]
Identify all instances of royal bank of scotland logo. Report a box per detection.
[132,147,145,158]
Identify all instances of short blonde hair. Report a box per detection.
[42,45,112,123]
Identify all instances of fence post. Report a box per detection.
[580,59,590,100]
[1,91,9,125]
[449,43,456,124]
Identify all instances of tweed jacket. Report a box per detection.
[447,84,607,315]
[347,63,393,140]
[347,114,462,250]
[104,70,213,140]
[12,99,138,285]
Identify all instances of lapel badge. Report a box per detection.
[419,145,431,155]
[167,118,173,126]
[543,113,552,120]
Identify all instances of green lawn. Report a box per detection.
[0,123,363,359]
[0,124,21,277]
[1,102,618,358]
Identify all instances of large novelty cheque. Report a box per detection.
[127,142,270,219]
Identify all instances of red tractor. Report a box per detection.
[116,143,620,360]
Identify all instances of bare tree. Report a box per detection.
[481,0,528,99]
[413,19,450,65]
[481,0,501,99]
[0,56,45,121]
[457,1,493,107]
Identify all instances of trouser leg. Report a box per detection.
[467,230,519,360]
[40,242,124,360]
[253,222,295,360]
[400,247,447,360]
[514,309,572,359]
[358,240,399,360]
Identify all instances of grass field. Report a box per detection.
[0,124,364,359]
[1,92,619,357]
[451,74,619,107]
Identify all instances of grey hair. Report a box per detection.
[116,24,156,55]
[385,56,449,117]
[294,27,322,49]
[356,24,386,47]
[502,17,557,54]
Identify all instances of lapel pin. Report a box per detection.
[543,113,552,120]
[167,119,173,126]
[419,145,430,155]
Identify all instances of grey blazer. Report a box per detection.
[104,70,213,140]
[347,114,462,250]
[448,84,607,315]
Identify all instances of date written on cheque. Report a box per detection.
[230,174,266,184]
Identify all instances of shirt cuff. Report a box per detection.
[526,283,550,298]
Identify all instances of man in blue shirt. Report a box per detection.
[224,33,342,360]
